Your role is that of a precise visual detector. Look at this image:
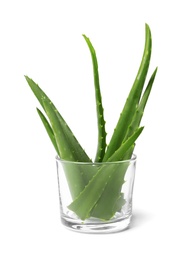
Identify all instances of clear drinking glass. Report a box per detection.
[56,155,136,233]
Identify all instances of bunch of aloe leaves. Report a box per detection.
[25,24,157,221]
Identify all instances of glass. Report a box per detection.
[56,155,136,233]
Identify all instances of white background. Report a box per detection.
[0,0,183,259]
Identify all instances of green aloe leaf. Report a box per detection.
[25,76,94,198]
[25,76,91,163]
[103,24,152,161]
[83,35,107,162]
[90,145,134,219]
[90,165,127,220]
[42,97,88,198]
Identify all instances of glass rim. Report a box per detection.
[55,154,137,165]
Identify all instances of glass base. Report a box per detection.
[61,213,132,234]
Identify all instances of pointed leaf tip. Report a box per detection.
[82,34,88,40]
[145,23,150,31]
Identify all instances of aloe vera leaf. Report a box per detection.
[83,35,107,162]
[25,76,91,163]
[91,146,134,219]
[25,76,95,198]
[36,108,59,155]
[103,24,152,161]
[124,67,158,141]
[90,165,127,220]
[68,127,143,220]
[42,98,88,198]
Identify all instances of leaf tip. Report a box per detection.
[82,34,87,40]
[24,75,28,80]
[145,23,150,31]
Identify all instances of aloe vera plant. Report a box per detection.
[26,24,157,221]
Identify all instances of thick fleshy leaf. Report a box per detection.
[83,35,107,162]
[25,76,91,162]
[103,24,152,161]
